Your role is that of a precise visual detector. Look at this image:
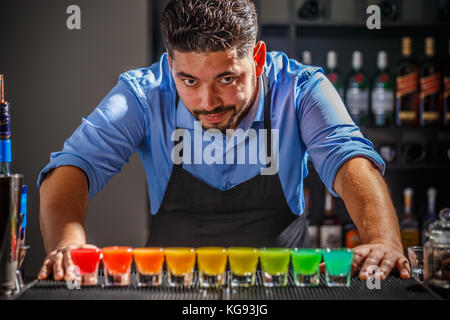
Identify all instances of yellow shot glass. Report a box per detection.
[227,247,259,287]
[196,247,227,288]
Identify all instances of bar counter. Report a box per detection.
[11,272,447,300]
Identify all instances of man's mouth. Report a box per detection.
[202,110,228,124]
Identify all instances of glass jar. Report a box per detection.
[423,208,450,289]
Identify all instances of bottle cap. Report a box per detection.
[327,51,337,69]
[427,187,437,199]
[401,37,412,56]
[377,51,388,69]
[425,37,435,57]
[302,50,312,65]
[404,187,414,197]
[352,51,362,70]
[0,74,4,103]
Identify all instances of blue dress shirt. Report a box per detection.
[37,51,385,215]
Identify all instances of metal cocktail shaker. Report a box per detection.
[0,174,23,295]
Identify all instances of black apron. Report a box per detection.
[146,74,310,248]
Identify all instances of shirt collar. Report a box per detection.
[175,73,266,130]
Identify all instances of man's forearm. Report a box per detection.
[39,166,89,253]
[333,157,402,248]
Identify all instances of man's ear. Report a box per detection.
[253,41,266,77]
[168,51,173,69]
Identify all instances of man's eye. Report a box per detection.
[183,79,197,86]
[220,77,234,84]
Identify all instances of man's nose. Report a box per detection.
[200,86,221,112]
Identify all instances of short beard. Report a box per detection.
[192,75,258,133]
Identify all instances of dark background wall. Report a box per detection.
[0,0,449,279]
[0,0,150,277]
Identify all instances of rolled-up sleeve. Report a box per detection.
[37,78,147,199]
[296,68,385,196]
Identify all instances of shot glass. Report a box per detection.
[227,247,259,287]
[164,248,196,287]
[70,248,102,286]
[102,246,133,286]
[291,248,322,287]
[323,248,353,287]
[196,247,227,288]
[259,248,290,287]
[133,247,165,287]
[407,246,424,282]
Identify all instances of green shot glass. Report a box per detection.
[227,247,259,287]
[259,248,291,287]
[323,248,353,287]
[291,248,322,287]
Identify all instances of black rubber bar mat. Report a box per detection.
[16,271,442,300]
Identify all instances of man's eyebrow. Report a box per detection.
[176,71,238,80]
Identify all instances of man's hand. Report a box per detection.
[352,241,411,280]
[38,243,98,281]
[332,157,410,281]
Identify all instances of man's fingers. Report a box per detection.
[396,257,411,279]
[38,258,53,280]
[359,250,385,280]
[379,256,396,280]
[63,248,75,282]
[351,246,371,273]
[53,251,65,281]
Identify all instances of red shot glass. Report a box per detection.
[70,248,102,286]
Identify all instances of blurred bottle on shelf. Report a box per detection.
[344,221,361,249]
[346,51,369,126]
[302,50,312,65]
[444,39,450,127]
[421,187,438,245]
[395,37,420,127]
[325,51,344,100]
[304,188,319,248]
[0,74,12,175]
[319,190,342,248]
[419,37,442,127]
[371,51,395,126]
[400,187,420,249]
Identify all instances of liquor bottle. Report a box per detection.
[400,188,420,249]
[325,51,344,100]
[302,50,312,65]
[421,187,437,245]
[443,39,450,127]
[395,37,419,126]
[419,37,442,126]
[344,221,362,249]
[319,190,342,248]
[0,74,12,175]
[371,51,394,126]
[345,51,369,126]
[304,188,319,248]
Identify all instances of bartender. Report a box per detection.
[37,0,410,282]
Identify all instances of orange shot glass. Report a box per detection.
[101,246,133,286]
[133,247,165,287]
[164,248,196,287]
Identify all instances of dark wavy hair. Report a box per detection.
[161,0,258,59]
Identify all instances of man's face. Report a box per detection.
[168,46,262,131]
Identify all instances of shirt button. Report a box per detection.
[225,183,232,189]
